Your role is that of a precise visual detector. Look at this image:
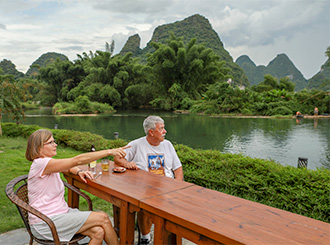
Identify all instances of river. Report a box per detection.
[2,108,330,170]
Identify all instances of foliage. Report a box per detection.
[26,52,68,78]
[132,14,249,86]
[307,59,330,92]
[191,74,329,116]
[147,32,231,110]
[1,33,327,116]
[293,89,329,114]
[21,101,40,110]
[326,46,330,60]
[2,123,329,224]
[1,123,40,138]
[67,51,150,109]
[0,59,24,79]
[191,81,247,114]
[1,123,126,160]
[53,96,115,114]
[0,73,25,135]
[124,83,155,109]
[39,58,85,105]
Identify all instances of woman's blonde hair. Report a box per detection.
[26,129,53,161]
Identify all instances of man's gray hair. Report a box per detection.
[143,116,164,135]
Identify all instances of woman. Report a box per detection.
[26,129,129,244]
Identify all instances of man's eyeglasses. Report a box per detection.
[44,140,57,146]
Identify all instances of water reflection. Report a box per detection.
[3,110,330,170]
[223,119,330,170]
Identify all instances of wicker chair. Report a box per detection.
[5,174,93,245]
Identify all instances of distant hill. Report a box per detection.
[307,59,330,91]
[235,55,266,86]
[120,14,249,87]
[25,52,68,77]
[236,54,308,91]
[119,34,142,57]
[0,59,25,79]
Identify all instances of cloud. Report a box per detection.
[212,0,329,47]
[60,46,84,51]
[92,0,173,14]
[0,0,328,78]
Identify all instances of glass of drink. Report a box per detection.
[101,159,110,172]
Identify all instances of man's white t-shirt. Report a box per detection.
[125,136,182,178]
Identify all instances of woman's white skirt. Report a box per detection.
[31,208,91,242]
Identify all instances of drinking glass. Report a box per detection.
[101,159,110,171]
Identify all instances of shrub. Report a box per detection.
[2,123,41,138]
[174,144,330,222]
[268,106,293,116]
[53,96,115,114]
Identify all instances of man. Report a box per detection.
[114,115,184,244]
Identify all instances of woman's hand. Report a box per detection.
[78,170,94,183]
[109,145,130,158]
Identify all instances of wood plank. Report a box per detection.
[166,221,224,245]
[140,185,330,244]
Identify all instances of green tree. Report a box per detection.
[191,81,248,114]
[294,89,329,114]
[326,46,330,60]
[105,41,115,54]
[124,83,155,109]
[325,46,330,68]
[38,58,85,104]
[0,69,24,135]
[147,32,230,110]
[279,77,295,92]
[75,95,90,112]
[252,74,279,92]
[70,51,149,109]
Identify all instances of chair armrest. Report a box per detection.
[63,181,93,211]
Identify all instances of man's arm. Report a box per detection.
[114,155,139,170]
[173,166,184,181]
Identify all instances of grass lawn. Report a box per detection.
[0,136,114,234]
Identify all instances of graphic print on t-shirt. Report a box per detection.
[148,154,165,176]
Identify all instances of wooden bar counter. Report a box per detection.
[141,185,330,244]
[63,162,193,244]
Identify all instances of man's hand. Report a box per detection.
[124,161,139,170]
[174,167,184,181]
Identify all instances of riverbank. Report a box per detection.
[212,115,330,119]
[26,108,330,119]
[174,110,330,119]
[25,113,99,117]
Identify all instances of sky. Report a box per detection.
[0,0,329,79]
